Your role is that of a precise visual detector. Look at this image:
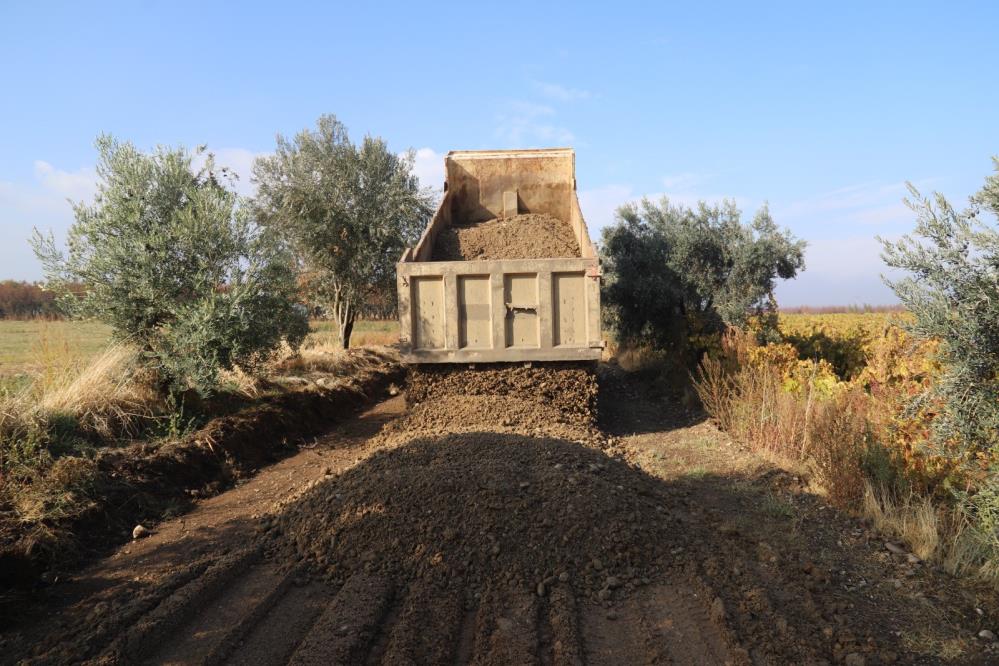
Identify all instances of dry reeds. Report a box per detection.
[863,481,999,584]
[694,330,872,505]
[1,342,158,470]
[693,326,999,587]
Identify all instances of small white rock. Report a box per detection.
[979,629,995,641]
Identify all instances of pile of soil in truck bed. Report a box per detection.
[431,213,580,260]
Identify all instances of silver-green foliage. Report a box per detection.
[32,136,308,396]
[601,197,805,360]
[881,159,999,468]
[252,114,434,348]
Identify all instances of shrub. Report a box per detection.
[880,160,999,470]
[601,197,804,366]
[31,136,308,397]
[695,331,871,506]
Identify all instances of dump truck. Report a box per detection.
[397,148,602,364]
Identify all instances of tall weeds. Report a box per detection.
[693,325,999,586]
[1,344,157,472]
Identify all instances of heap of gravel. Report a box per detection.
[271,432,673,602]
[406,362,598,424]
[431,213,580,261]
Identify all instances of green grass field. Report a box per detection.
[0,320,113,377]
[0,318,399,383]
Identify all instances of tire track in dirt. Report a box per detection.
[470,589,541,665]
[223,579,333,665]
[548,586,584,666]
[103,546,263,664]
[378,581,466,665]
[142,561,294,665]
[287,573,394,665]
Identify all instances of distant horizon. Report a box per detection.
[2,2,996,306]
[0,275,903,314]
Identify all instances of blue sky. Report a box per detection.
[2,1,997,305]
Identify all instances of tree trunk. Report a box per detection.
[340,316,355,349]
[329,279,356,350]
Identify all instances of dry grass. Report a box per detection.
[306,319,399,349]
[694,324,999,589]
[863,481,999,584]
[273,337,398,378]
[0,342,162,548]
[0,319,112,379]
[36,344,158,436]
[1,343,158,466]
[694,330,871,506]
[1,317,401,562]
[863,481,942,560]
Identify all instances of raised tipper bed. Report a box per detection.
[397,148,603,363]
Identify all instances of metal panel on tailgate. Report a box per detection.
[458,275,491,349]
[553,271,586,346]
[412,276,445,350]
[504,273,539,348]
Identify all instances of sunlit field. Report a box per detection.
[0,318,399,392]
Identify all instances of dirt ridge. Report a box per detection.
[0,348,403,594]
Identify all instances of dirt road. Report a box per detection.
[3,368,996,664]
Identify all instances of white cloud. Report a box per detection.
[578,178,757,239]
[800,236,892,278]
[661,172,709,191]
[654,172,755,211]
[578,184,635,236]
[2,147,263,280]
[532,80,591,102]
[776,180,922,228]
[408,147,445,190]
[32,161,97,201]
[577,175,902,306]
[495,100,575,147]
[775,235,902,306]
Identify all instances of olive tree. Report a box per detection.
[601,197,805,363]
[31,135,308,397]
[252,114,434,348]
[881,159,999,467]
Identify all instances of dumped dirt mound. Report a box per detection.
[269,434,672,603]
[375,395,603,448]
[407,362,598,423]
[431,213,579,260]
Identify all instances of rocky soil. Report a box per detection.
[431,213,579,261]
[407,361,599,421]
[3,365,998,665]
[269,432,669,602]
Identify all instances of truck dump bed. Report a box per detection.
[397,148,602,363]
